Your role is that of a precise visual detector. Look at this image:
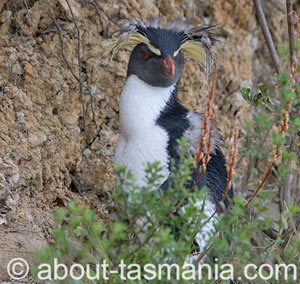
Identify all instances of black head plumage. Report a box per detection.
[108,18,223,75]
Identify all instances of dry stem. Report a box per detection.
[253,0,282,73]
[65,0,86,131]
[286,0,297,83]
[173,70,217,213]
[245,109,289,208]
[49,3,86,131]
[245,0,296,208]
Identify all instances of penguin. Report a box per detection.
[111,19,233,262]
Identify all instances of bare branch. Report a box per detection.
[65,0,86,131]
[280,217,300,252]
[253,0,282,73]
[49,1,90,134]
[245,160,275,208]
[245,108,290,208]
[286,0,297,82]
[280,0,298,217]
[48,7,79,81]
[245,1,298,208]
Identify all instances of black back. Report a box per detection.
[156,88,233,207]
[156,84,190,164]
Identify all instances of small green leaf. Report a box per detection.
[258,84,268,94]
[240,87,251,101]
[252,93,263,107]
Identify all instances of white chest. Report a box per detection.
[114,75,175,187]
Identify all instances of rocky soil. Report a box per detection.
[0,0,293,280]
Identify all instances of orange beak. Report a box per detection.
[158,55,175,77]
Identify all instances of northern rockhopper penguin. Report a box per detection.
[110,19,233,262]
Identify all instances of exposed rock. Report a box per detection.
[0,0,292,279]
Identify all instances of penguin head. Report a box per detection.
[127,27,185,87]
[108,19,221,87]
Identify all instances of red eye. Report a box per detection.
[141,51,149,60]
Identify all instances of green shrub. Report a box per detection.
[33,59,300,284]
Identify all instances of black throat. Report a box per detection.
[156,84,190,166]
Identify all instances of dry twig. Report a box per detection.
[49,1,103,140]
[192,70,217,186]
[195,71,216,164]
[286,0,297,82]
[65,0,86,131]
[245,0,297,208]
[245,159,276,208]
[195,128,238,262]
[280,0,298,208]
[172,70,217,213]
[279,0,299,247]
[253,0,282,73]
[49,6,79,81]
[280,217,300,252]
[49,2,90,134]
[245,108,290,208]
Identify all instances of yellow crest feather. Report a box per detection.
[106,32,161,57]
[126,33,161,55]
[176,40,206,67]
